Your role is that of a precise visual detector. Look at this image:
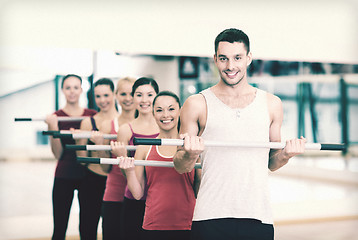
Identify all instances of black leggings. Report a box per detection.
[142,229,191,240]
[102,201,123,240]
[51,171,107,240]
[191,218,274,240]
[120,197,146,240]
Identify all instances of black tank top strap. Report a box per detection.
[87,117,98,147]
[90,117,99,131]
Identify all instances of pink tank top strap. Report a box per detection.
[128,123,135,134]
[110,120,116,135]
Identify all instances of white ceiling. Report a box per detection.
[1,0,357,64]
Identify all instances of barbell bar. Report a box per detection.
[15,117,87,122]
[42,130,72,135]
[66,144,137,151]
[77,157,202,169]
[43,130,94,135]
[54,133,117,140]
[133,138,347,151]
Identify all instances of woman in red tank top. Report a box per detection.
[45,74,98,240]
[112,91,201,240]
[110,77,160,240]
[76,78,119,176]
[100,77,136,240]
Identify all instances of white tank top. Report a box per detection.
[193,87,273,224]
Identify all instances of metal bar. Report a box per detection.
[340,78,349,155]
[307,83,318,143]
[43,130,68,135]
[43,130,93,135]
[77,157,202,169]
[15,117,87,122]
[297,82,305,138]
[134,138,346,151]
[66,144,136,151]
[54,133,117,139]
[54,75,60,111]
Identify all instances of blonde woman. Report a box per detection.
[100,77,136,239]
[111,77,160,240]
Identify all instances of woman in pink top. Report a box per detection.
[111,77,160,240]
[98,77,136,239]
[112,91,201,240]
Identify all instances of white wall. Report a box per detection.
[1,0,357,97]
[95,52,179,94]
[0,81,55,159]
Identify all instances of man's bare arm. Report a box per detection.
[173,94,206,174]
[268,93,305,171]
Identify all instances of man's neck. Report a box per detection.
[215,79,253,96]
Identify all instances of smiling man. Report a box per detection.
[173,28,306,240]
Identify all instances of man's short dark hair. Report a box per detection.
[215,28,250,54]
